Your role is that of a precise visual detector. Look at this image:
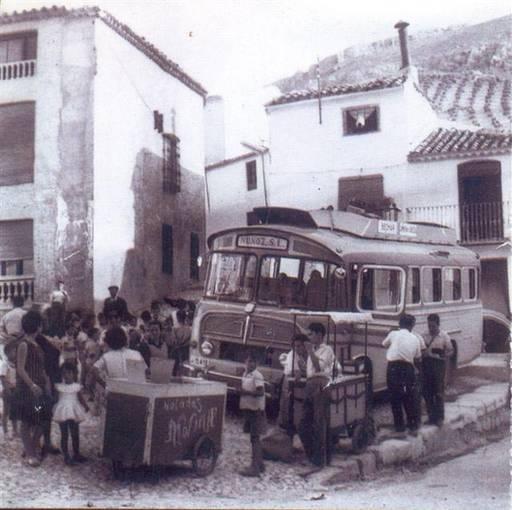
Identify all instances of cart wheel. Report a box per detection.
[351,422,371,454]
[112,460,126,481]
[192,436,218,477]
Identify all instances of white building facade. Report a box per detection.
[0,6,207,313]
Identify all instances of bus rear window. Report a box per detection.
[205,253,256,302]
[359,267,403,312]
[423,267,442,303]
[444,268,461,301]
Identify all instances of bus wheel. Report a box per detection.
[446,340,458,386]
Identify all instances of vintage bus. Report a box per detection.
[187,207,482,399]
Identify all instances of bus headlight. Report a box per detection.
[279,353,288,367]
[200,340,214,356]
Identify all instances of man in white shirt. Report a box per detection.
[382,314,424,434]
[0,296,26,342]
[298,322,335,467]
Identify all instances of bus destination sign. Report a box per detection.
[237,235,288,250]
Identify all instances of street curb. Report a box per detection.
[320,382,510,485]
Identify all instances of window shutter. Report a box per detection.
[162,224,173,275]
[338,174,384,211]
[0,219,33,260]
[0,102,35,185]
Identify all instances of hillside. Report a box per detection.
[275,16,512,130]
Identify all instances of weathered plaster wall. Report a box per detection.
[93,20,205,312]
[0,16,95,308]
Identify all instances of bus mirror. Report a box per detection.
[197,255,203,268]
[334,267,347,279]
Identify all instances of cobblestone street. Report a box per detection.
[1,356,508,508]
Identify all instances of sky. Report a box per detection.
[1,0,510,154]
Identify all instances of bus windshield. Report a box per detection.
[206,252,257,302]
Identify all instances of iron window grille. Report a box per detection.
[163,133,181,193]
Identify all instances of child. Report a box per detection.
[138,310,151,334]
[53,362,89,465]
[59,322,82,382]
[83,328,101,400]
[0,343,18,439]
[170,310,191,376]
[239,351,266,477]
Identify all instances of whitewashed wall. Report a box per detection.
[93,19,205,306]
[206,152,268,237]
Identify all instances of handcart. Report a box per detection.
[286,312,375,464]
[102,376,227,479]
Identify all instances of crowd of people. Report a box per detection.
[0,281,454,477]
[0,282,194,469]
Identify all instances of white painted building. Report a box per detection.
[0,6,207,313]
[205,22,511,348]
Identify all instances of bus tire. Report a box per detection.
[446,340,458,386]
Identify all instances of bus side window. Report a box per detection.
[359,266,403,312]
[463,267,477,300]
[444,267,461,301]
[406,267,421,304]
[423,267,442,303]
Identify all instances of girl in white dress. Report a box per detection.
[53,362,89,465]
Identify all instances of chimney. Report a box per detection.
[394,20,410,70]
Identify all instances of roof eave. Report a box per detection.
[408,147,512,163]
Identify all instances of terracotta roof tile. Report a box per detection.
[266,75,406,107]
[0,5,207,97]
[408,127,512,162]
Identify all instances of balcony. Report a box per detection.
[0,275,35,309]
[0,60,36,81]
[405,201,510,245]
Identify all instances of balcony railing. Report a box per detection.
[0,275,35,303]
[0,60,36,81]
[405,201,510,244]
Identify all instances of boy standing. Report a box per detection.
[382,314,424,435]
[239,351,266,477]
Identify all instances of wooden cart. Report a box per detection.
[286,312,375,463]
[103,377,227,478]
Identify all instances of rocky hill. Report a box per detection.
[275,16,512,131]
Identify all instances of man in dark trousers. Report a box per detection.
[422,313,453,427]
[298,322,335,468]
[382,314,425,435]
[103,285,129,321]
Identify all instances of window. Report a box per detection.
[0,32,37,63]
[163,134,180,193]
[246,160,257,191]
[462,267,478,300]
[190,232,200,281]
[358,266,403,312]
[406,267,421,304]
[161,224,173,274]
[423,267,442,303]
[343,105,379,135]
[338,174,384,212]
[444,267,461,301]
[206,253,256,302]
[0,102,35,186]
[0,219,33,276]
[259,256,302,307]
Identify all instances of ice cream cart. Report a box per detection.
[103,376,227,478]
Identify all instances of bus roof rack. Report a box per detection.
[249,207,458,246]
